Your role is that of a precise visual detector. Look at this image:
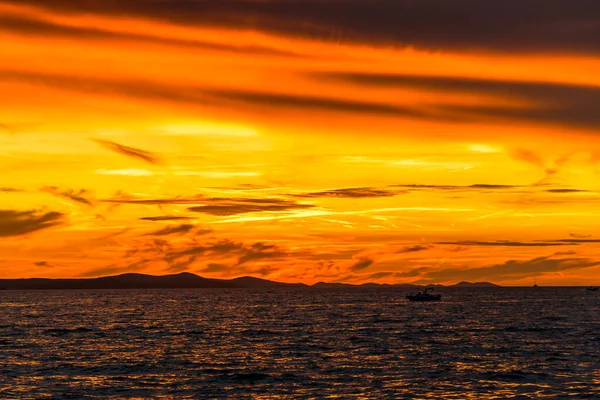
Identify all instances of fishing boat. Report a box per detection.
[586,286,598,292]
[406,288,441,302]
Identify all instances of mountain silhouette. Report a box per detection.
[0,273,498,290]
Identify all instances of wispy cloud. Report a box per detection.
[0,209,65,237]
[436,240,573,247]
[291,187,401,198]
[10,0,600,55]
[91,138,162,165]
[41,186,93,206]
[188,198,314,216]
[145,224,210,236]
[397,244,431,253]
[350,257,374,271]
[423,256,600,281]
[140,216,193,221]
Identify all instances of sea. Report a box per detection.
[1,287,599,399]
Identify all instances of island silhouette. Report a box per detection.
[0,272,499,290]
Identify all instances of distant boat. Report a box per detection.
[533,280,538,289]
[406,287,441,302]
[586,286,598,292]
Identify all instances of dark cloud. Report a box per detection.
[317,72,600,130]
[235,242,288,266]
[145,224,208,236]
[166,255,198,273]
[92,139,162,165]
[140,215,193,221]
[206,88,426,118]
[197,262,279,277]
[198,263,230,273]
[545,189,589,193]
[392,184,520,191]
[9,0,600,55]
[365,271,393,280]
[554,251,577,256]
[0,14,299,57]
[0,187,23,193]
[423,256,600,281]
[291,187,401,198]
[0,70,420,119]
[0,209,65,237]
[162,239,291,272]
[569,233,592,239]
[0,70,213,108]
[188,198,314,216]
[552,239,600,243]
[34,261,50,267]
[252,265,279,277]
[81,259,152,277]
[397,245,431,254]
[102,194,205,205]
[436,240,573,247]
[394,267,433,278]
[8,67,599,131]
[41,186,93,206]
[350,257,374,271]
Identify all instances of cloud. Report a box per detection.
[235,242,288,266]
[365,271,394,280]
[436,240,573,247]
[394,267,433,278]
[552,239,600,243]
[545,189,589,193]
[350,257,374,271]
[140,216,193,221]
[510,149,546,169]
[423,256,600,281]
[41,186,93,206]
[291,187,401,198]
[554,251,577,256]
[392,184,520,192]
[145,224,209,236]
[188,198,314,216]
[101,194,205,205]
[317,72,600,130]
[92,139,162,165]
[199,263,230,273]
[160,239,292,272]
[206,88,426,118]
[10,67,600,131]
[0,70,419,119]
[34,261,50,267]
[0,187,23,193]
[0,14,299,57]
[11,0,600,55]
[569,233,592,239]
[397,244,431,254]
[0,209,65,236]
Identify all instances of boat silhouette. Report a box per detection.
[586,286,598,292]
[406,287,441,302]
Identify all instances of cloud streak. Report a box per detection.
[0,209,65,237]
[188,198,314,216]
[423,256,600,281]
[92,139,162,165]
[291,187,401,198]
[8,0,600,54]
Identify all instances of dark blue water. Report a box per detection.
[1,288,599,399]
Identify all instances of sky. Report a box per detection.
[2,0,600,285]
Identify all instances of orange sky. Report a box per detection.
[2,1,600,285]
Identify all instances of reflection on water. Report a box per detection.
[1,288,599,398]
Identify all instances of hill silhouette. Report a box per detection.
[0,272,499,290]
